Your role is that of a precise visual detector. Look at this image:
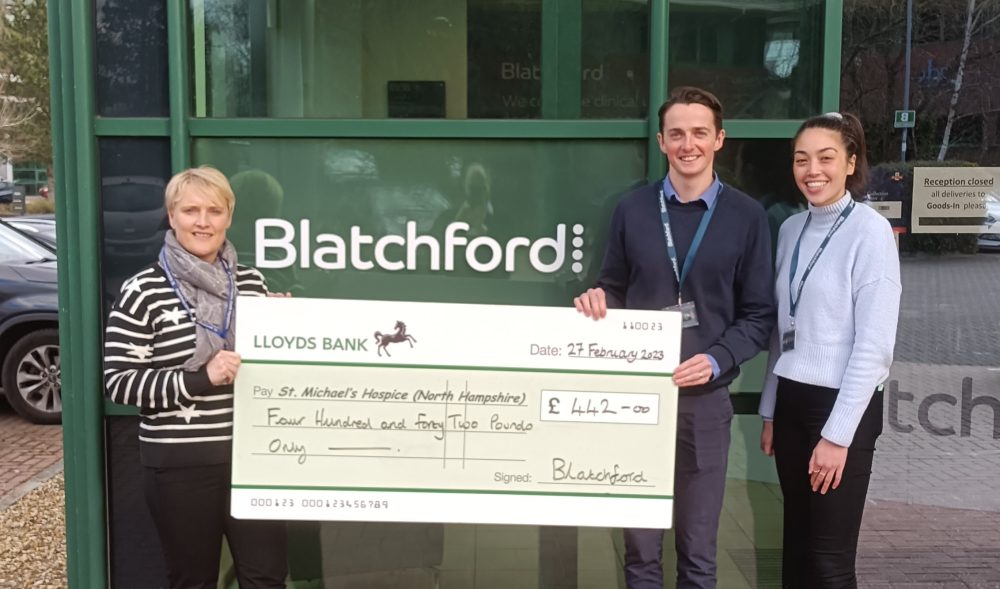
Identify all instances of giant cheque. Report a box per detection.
[231,297,681,528]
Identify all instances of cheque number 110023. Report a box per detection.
[622,321,662,331]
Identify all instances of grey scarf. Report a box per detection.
[160,231,238,371]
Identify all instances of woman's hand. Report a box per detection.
[267,291,292,298]
[760,421,774,456]
[808,437,849,494]
[207,350,242,386]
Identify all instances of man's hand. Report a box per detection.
[207,350,242,386]
[672,353,713,387]
[760,421,774,456]
[573,288,607,320]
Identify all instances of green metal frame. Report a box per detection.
[167,0,191,170]
[93,118,171,136]
[541,0,582,119]
[52,0,105,587]
[188,118,647,138]
[647,0,669,182]
[55,0,844,586]
[823,0,845,113]
[94,118,810,141]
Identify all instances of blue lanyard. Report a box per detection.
[788,200,855,322]
[658,183,722,304]
[159,251,236,343]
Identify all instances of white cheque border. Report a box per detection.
[231,487,673,528]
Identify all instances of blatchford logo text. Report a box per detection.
[254,219,586,274]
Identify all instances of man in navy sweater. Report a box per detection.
[575,87,775,589]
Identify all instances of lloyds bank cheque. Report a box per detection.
[230,297,681,528]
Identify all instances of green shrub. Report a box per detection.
[0,197,56,218]
[0,198,56,217]
[901,233,979,254]
[26,198,55,214]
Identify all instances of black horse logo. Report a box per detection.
[375,321,417,357]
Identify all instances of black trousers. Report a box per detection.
[143,463,288,589]
[773,377,883,589]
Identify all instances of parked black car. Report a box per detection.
[0,217,60,424]
[0,181,14,204]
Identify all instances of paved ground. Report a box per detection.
[895,252,1000,366]
[0,402,63,511]
[857,500,1000,588]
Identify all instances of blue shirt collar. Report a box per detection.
[661,174,722,207]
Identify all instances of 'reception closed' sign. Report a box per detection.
[911,167,1000,233]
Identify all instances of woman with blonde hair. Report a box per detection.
[104,166,287,588]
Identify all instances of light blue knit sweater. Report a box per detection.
[759,192,901,446]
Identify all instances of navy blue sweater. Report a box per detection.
[596,181,776,394]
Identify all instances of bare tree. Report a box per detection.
[0,0,51,168]
[937,0,1000,160]
[0,77,40,163]
[840,0,908,162]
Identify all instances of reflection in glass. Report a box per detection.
[764,33,800,79]
[106,417,170,587]
[95,0,169,117]
[192,0,647,119]
[193,137,646,304]
[580,0,650,118]
[668,0,824,119]
[715,139,801,258]
[98,139,172,315]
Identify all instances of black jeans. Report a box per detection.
[143,463,288,589]
[773,377,883,589]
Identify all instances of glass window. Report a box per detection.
[95,0,169,117]
[192,0,648,119]
[580,0,650,118]
[188,137,653,586]
[98,138,172,315]
[11,164,48,196]
[714,138,800,257]
[106,416,170,588]
[668,0,824,119]
[193,138,646,302]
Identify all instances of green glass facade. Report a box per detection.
[53,1,844,587]
[668,0,826,119]
[194,0,651,120]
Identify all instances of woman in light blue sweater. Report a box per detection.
[759,112,901,588]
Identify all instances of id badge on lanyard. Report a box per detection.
[662,299,699,329]
[658,185,719,329]
[783,200,855,351]
[781,329,796,352]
